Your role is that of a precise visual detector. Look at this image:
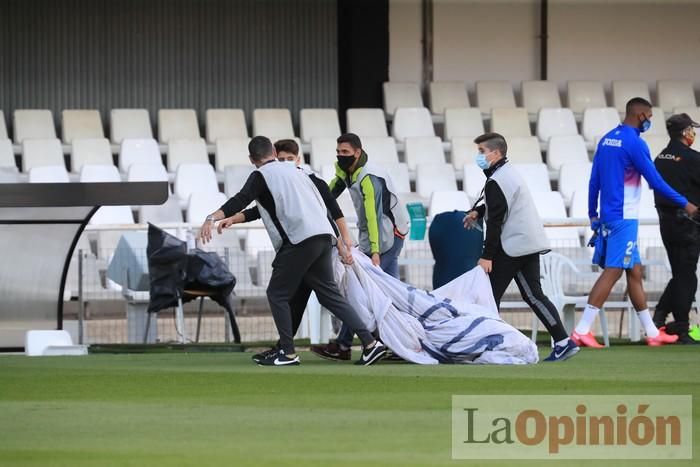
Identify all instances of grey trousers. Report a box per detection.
[266,235,374,354]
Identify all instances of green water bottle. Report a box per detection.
[406,202,427,240]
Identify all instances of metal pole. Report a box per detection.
[77,250,84,345]
[421,0,434,92]
[540,0,548,80]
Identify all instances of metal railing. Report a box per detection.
[61,219,686,345]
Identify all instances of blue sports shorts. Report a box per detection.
[592,219,641,269]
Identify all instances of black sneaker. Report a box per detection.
[355,341,387,366]
[310,342,352,361]
[676,334,700,345]
[252,346,279,364]
[257,349,300,366]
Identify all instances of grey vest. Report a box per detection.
[256,162,334,251]
[487,163,549,257]
[347,162,410,255]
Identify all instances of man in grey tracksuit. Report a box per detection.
[200,136,386,366]
[465,132,578,362]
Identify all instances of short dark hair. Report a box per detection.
[248,136,274,162]
[625,97,652,116]
[473,132,508,156]
[337,133,362,150]
[274,139,299,156]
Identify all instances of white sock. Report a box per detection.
[637,309,659,338]
[555,337,570,348]
[575,304,600,335]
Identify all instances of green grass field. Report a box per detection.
[1,345,698,467]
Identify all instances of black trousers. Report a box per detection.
[289,284,312,337]
[655,210,700,333]
[489,249,568,342]
[266,235,374,354]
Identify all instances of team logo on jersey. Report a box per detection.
[602,138,622,147]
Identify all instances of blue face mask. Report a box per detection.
[640,116,651,133]
[475,152,491,170]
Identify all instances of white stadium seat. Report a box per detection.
[110,109,153,144]
[531,191,580,247]
[491,108,531,137]
[507,136,542,164]
[569,189,589,235]
[62,109,104,144]
[512,163,551,193]
[612,80,651,114]
[252,108,295,139]
[79,164,121,183]
[118,138,162,173]
[299,108,341,143]
[28,165,69,183]
[536,108,578,143]
[657,80,697,114]
[641,134,670,158]
[0,111,7,139]
[71,138,112,173]
[167,138,209,172]
[444,107,484,140]
[429,81,469,115]
[384,162,411,194]
[546,134,589,173]
[139,195,183,224]
[205,109,248,143]
[186,191,227,224]
[558,162,592,207]
[310,137,338,171]
[392,107,435,141]
[22,138,64,172]
[0,139,16,171]
[346,108,388,138]
[415,162,457,198]
[214,137,251,171]
[174,163,219,204]
[127,163,169,183]
[638,188,662,248]
[646,107,667,136]
[566,81,606,117]
[672,107,700,123]
[89,205,134,225]
[462,164,486,202]
[158,109,200,143]
[383,82,423,117]
[224,165,255,197]
[429,191,469,216]
[13,110,56,143]
[521,81,561,117]
[450,137,478,170]
[581,108,620,146]
[404,136,445,171]
[361,137,400,166]
[476,81,516,115]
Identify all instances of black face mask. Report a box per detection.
[336,155,355,171]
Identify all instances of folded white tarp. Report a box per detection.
[333,250,539,365]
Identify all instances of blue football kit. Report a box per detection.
[589,124,688,269]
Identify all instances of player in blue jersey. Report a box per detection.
[571,98,698,348]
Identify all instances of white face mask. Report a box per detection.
[282,160,298,167]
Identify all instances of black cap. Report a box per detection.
[666,113,700,134]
